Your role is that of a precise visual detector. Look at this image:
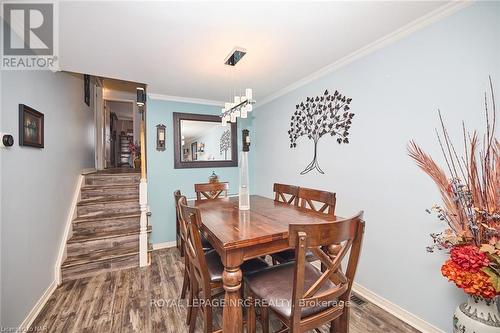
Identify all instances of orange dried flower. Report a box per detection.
[441,260,496,299]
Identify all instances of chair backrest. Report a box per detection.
[194,182,229,200]
[273,183,299,206]
[174,189,182,234]
[298,187,336,215]
[288,212,364,324]
[178,199,212,295]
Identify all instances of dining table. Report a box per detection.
[188,194,343,333]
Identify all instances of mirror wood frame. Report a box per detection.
[173,112,238,169]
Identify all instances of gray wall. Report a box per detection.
[251,2,500,331]
[0,71,95,327]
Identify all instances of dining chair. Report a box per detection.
[298,186,336,215]
[194,182,229,200]
[245,212,365,333]
[174,190,185,257]
[174,191,213,302]
[273,183,299,205]
[178,199,269,333]
[272,187,337,265]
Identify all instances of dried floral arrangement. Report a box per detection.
[288,89,354,175]
[408,78,499,298]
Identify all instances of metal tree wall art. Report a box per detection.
[288,89,354,175]
[220,129,231,159]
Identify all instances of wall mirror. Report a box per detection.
[173,112,238,169]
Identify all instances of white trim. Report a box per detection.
[152,241,177,250]
[148,93,225,107]
[352,283,445,333]
[17,280,57,333]
[256,1,473,108]
[55,174,84,285]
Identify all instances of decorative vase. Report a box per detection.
[454,296,500,333]
[209,171,219,183]
[134,158,141,169]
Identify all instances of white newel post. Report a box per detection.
[138,92,149,267]
[139,179,148,266]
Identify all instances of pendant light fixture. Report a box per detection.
[221,47,255,126]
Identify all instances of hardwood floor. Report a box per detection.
[32,248,419,333]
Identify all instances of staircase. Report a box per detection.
[61,171,149,281]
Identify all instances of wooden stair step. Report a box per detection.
[81,183,139,190]
[77,196,139,206]
[73,211,141,224]
[77,198,139,217]
[67,227,150,257]
[69,226,148,243]
[78,195,139,206]
[62,247,139,268]
[61,249,139,281]
[80,184,139,200]
[72,212,141,234]
[84,173,140,186]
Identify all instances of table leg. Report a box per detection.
[222,265,243,332]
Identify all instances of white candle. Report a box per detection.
[159,131,165,141]
[246,88,252,100]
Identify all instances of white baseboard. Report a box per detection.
[55,174,84,285]
[352,283,444,333]
[17,280,56,333]
[152,241,177,250]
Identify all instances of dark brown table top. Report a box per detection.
[189,195,340,250]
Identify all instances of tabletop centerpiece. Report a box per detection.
[408,78,500,333]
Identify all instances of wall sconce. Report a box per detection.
[156,124,166,151]
[136,87,146,107]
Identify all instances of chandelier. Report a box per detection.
[221,47,255,126]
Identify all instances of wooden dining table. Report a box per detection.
[188,195,342,333]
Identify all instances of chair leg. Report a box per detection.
[332,308,349,333]
[261,304,270,333]
[181,254,190,299]
[181,268,189,299]
[203,302,213,333]
[247,296,256,333]
[180,238,185,257]
[186,278,197,325]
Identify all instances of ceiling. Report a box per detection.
[59,1,454,103]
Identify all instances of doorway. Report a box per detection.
[93,77,145,170]
[105,100,135,168]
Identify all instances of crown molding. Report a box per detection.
[148,93,225,107]
[256,0,473,109]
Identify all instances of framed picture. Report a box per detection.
[191,142,198,161]
[19,104,44,148]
